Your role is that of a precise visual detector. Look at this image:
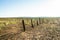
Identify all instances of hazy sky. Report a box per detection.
[0,0,60,17]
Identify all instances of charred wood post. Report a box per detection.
[37,20,39,26]
[22,20,25,32]
[31,19,34,28]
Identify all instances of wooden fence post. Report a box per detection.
[22,20,25,32]
[31,19,34,28]
[37,20,39,26]
[39,18,40,23]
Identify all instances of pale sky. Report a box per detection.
[0,0,60,17]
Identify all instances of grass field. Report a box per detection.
[0,18,60,40]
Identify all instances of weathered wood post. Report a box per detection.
[31,19,34,28]
[39,18,40,23]
[22,20,25,32]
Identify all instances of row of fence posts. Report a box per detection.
[22,18,40,32]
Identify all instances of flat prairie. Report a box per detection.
[0,18,60,40]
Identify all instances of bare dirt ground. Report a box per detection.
[0,23,60,40]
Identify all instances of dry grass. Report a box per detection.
[0,18,60,40]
